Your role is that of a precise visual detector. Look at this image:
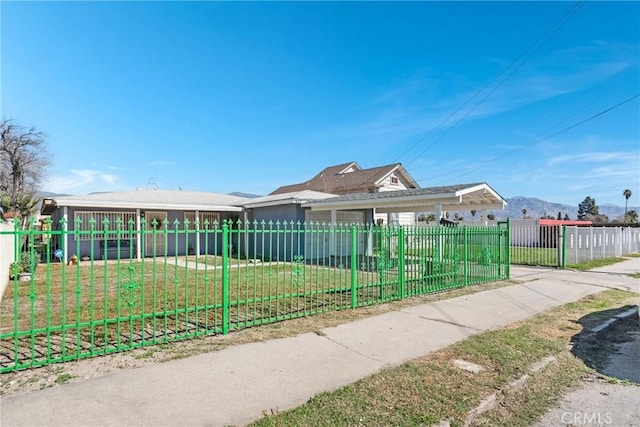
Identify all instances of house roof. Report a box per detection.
[303,183,507,213]
[239,190,338,209]
[270,162,419,195]
[41,189,246,214]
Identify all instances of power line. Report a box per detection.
[439,93,639,182]
[403,1,586,169]
[421,63,640,178]
[391,1,585,170]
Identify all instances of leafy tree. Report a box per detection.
[592,213,609,224]
[0,119,50,219]
[521,208,527,219]
[626,209,638,224]
[577,196,598,220]
[623,189,632,221]
[557,211,562,220]
[563,213,570,221]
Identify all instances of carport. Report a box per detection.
[302,182,507,225]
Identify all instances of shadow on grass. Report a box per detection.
[570,304,639,381]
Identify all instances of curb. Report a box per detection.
[461,355,557,427]
[589,307,639,333]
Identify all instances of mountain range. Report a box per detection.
[487,196,638,221]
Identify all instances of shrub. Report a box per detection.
[18,251,41,274]
[9,261,24,278]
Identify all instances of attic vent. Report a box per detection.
[390,176,399,184]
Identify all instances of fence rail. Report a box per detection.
[0,219,509,373]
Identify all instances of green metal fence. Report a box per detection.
[0,219,509,372]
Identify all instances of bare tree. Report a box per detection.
[0,119,50,218]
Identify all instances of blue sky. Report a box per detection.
[2,1,638,207]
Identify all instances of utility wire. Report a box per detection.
[438,93,639,182]
[421,63,640,177]
[402,1,586,169]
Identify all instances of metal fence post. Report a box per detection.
[505,219,510,278]
[398,226,405,300]
[222,221,230,335]
[560,225,566,268]
[350,224,358,309]
[463,226,469,285]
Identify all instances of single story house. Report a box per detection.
[39,162,507,262]
[40,189,246,261]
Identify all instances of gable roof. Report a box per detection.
[41,189,246,214]
[270,162,418,195]
[303,183,507,213]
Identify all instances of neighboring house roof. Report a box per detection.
[303,183,507,212]
[239,190,338,209]
[270,162,419,195]
[41,189,246,214]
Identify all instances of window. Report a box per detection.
[184,212,220,229]
[390,176,399,185]
[73,211,136,240]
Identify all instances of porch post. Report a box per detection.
[62,206,68,264]
[482,209,488,225]
[136,209,142,260]
[435,204,442,226]
[195,210,201,256]
[243,210,249,259]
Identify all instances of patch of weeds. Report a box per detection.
[55,373,75,384]
[134,348,159,359]
[567,257,627,271]
[629,272,640,279]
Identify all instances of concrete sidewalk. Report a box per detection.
[1,259,638,427]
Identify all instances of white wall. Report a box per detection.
[0,223,17,303]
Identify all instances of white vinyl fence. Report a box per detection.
[564,226,640,265]
[509,221,639,267]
